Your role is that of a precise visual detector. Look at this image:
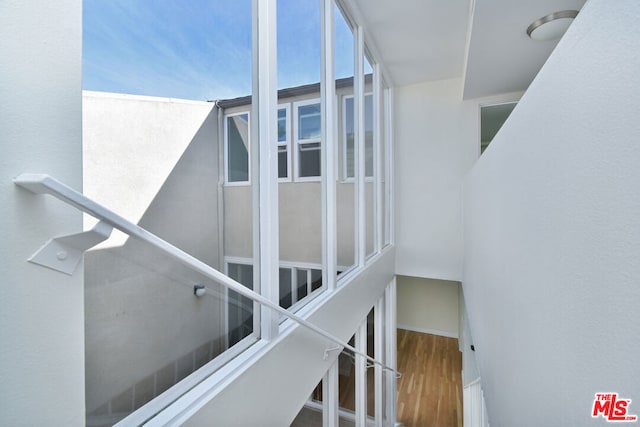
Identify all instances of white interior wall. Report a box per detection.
[463,1,640,425]
[0,1,84,425]
[396,275,460,338]
[394,77,520,281]
[458,293,479,386]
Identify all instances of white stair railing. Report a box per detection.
[14,173,400,377]
[463,377,489,427]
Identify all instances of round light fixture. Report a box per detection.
[527,10,578,41]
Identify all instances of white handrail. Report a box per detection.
[14,173,399,376]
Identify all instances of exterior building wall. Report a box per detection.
[83,91,218,250]
[222,84,373,268]
[0,1,85,425]
[82,92,223,415]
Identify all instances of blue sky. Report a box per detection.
[83,0,358,101]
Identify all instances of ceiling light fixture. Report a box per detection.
[527,10,579,41]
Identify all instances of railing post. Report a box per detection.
[355,316,368,426]
[323,360,339,427]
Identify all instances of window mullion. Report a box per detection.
[387,88,395,246]
[355,25,365,267]
[321,0,336,291]
[355,316,367,426]
[323,360,340,427]
[373,64,383,253]
[374,296,384,426]
[253,0,279,340]
[384,279,398,424]
[291,268,297,305]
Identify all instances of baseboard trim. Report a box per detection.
[397,325,458,339]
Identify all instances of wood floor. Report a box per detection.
[293,329,462,427]
[397,329,463,427]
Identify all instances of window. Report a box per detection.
[277,105,291,180]
[343,94,373,180]
[294,99,322,179]
[226,262,254,347]
[227,258,322,311]
[480,101,517,154]
[225,112,250,183]
[364,93,374,178]
[279,265,323,309]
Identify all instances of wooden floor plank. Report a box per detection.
[298,329,462,426]
[397,329,462,427]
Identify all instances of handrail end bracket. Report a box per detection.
[14,173,55,195]
[28,221,113,275]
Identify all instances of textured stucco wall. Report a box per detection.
[82,93,222,413]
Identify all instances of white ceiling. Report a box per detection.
[463,0,587,99]
[349,0,586,99]
[349,0,471,86]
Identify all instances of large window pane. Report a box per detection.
[364,94,374,178]
[343,94,373,180]
[364,55,376,258]
[277,0,324,310]
[277,0,320,89]
[84,243,248,425]
[344,96,356,179]
[335,3,357,279]
[227,262,255,347]
[82,0,256,423]
[382,85,391,247]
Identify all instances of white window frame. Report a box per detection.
[278,260,325,312]
[224,257,326,317]
[135,0,398,423]
[224,111,251,186]
[277,103,292,182]
[293,97,322,182]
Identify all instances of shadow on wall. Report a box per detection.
[84,108,227,418]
